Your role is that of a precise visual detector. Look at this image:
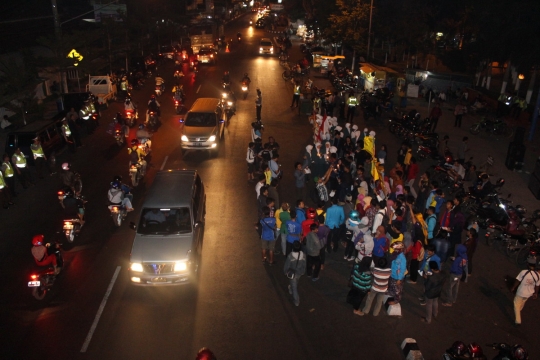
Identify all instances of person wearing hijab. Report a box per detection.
[347,256,373,315]
[388,241,407,305]
[355,218,374,262]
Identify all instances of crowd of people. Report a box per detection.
[249,111,538,326]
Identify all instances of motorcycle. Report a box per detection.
[63,217,83,243]
[114,129,124,147]
[108,204,127,227]
[155,84,163,97]
[241,81,249,100]
[237,35,242,42]
[129,160,146,187]
[516,234,540,266]
[124,110,136,127]
[28,241,64,300]
[174,97,184,114]
[146,111,158,130]
[469,117,514,138]
[463,191,509,229]
[488,343,528,360]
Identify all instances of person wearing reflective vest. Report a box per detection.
[61,119,76,153]
[346,91,358,122]
[291,81,301,108]
[1,154,17,197]
[12,147,33,188]
[0,167,14,209]
[31,137,51,178]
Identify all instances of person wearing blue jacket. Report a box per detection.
[295,200,306,223]
[424,181,439,210]
[418,244,441,304]
[325,197,345,253]
[441,244,468,306]
[425,206,437,242]
[388,241,407,305]
[285,210,302,256]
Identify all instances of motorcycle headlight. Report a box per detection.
[174,261,188,272]
[181,135,189,141]
[131,263,143,272]
[208,135,216,142]
[222,93,227,98]
[227,101,233,106]
[499,203,506,209]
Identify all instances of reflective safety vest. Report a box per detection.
[2,161,14,177]
[12,153,27,168]
[31,144,45,158]
[0,172,5,189]
[62,124,72,137]
[347,97,358,106]
[121,81,128,91]
[294,85,301,95]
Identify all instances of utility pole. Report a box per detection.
[366,0,374,61]
[51,0,61,39]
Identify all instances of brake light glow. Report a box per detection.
[31,274,37,280]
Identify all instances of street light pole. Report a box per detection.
[366,0,374,60]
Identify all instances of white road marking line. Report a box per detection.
[160,155,169,170]
[196,85,201,93]
[80,266,121,353]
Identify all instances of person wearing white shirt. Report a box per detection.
[510,258,540,325]
[451,161,466,180]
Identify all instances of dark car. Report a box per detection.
[159,45,176,60]
[197,47,217,65]
[255,19,266,28]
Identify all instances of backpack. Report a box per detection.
[260,149,271,162]
[434,196,445,213]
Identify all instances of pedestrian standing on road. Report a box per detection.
[0,170,14,209]
[255,88,262,120]
[305,223,323,281]
[429,102,443,132]
[284,240,306,306]
[346,91,358,123]
[360,257,391,316]
[269,153,281,181]
[441,244,468,307]
[454,101,466,127]
[405,157,419,198]
[268,179,280,210]
[246,142,256,181]
[31,137,51,178]
[510,257,540,326]
[11,147,33,188]
[418,244,442,303]
[255,175,266,200]
[291,81,301,108]
[260,206,277,265]
[316,214,330,270]
[464,228,478,275]
[257,186,269,217]
[387,241,407,305]
[294,162,306,200]
[421,261,446,324]
[2,154,18,197]
[277,203,291,255]
[61,119,76,153]
[325,197,345,253]
[456,137,469,163]
[285,210,302,255]
[347,256,373,315]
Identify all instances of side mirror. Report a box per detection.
[129,221,136,230]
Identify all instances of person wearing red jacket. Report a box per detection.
[406,157,419,198]
[301,208,318,241]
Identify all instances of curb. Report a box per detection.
[401,338,424,360]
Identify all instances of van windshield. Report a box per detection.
[260,41,272,47]
[137,208,192,234]
[185,112,216,127]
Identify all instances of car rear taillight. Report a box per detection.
[30,274,38,280]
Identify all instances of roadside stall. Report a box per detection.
[312,52,325,69]
[319,55,345,75]
[359,63,398,91]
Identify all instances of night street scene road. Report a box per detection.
[1,0,540,359]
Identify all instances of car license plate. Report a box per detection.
[194,142,203,147]
[152,277,167,282]
[28,281,40,287]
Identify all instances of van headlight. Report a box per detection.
[174,261,188,272]
[270,47,273,52]
[131,263,143,272]
[208,135,216,142]
[181,135,189,141]
[259,47,263,52]
[227,101,233,106]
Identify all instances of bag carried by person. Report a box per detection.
[286,252,301,279]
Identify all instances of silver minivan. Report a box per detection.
[129,170,205,286]
[180,98,225,154]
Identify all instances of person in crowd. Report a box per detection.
[259,206,277,265]
[347,256,373,316]
[388,241,407,305]
[360,257,391,316]
[441,244,468,306]
[372,225,387,264]
[421,261,446,324]
[246,142,256,181]
[418,244,441,304]
[294,162,306,199]
[277,202,291,255]
[317,214,330,270]
[305,223,323,281]
[429,102,442,132]
[325,197,345,253]
[464,228,478,276]
[510,257,539,326]
[283,241,306,307]
[285,210,302,255]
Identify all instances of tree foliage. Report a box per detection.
[325,0,369,52]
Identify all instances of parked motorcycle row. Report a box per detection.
[442,341,529,360]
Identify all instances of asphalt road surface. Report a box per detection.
[1,15,539,360]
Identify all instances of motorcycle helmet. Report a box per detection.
[113,175,122,183]
[449,341,467,356]
[511,345,528,360]
[131,139,139,146]
[111,181,121,190]
[32,234,44,246]
[306,208,317,220]
[196,348,216,360]
[139,124,145,130]
[467,343,484,358]
[64,187,74,198]
[125,98,131,104]
[61,162,70,171]
[150,94,156,100]
[349,210,360,222]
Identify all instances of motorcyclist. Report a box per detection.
[237,32,242,40]
[115,112,124,125]
[174,69,184,80]
[241,73,251,87]
[124,98,137,118]
[111,175,133,203]
[173,84,185,102]
[59,162,77,193]
[128,139,147,174]
[62,187,85,226]
[155,74,165,91]
[223,89,237,114]
[136,124,152,149]
[222,71,230,85]
[108,180,134,211]
[31,235,60,274]
[472,173,494,198]
[147,95,161,123]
